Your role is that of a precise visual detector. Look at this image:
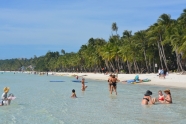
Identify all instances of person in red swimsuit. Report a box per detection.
[158,90,164,103]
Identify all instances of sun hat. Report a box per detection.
[144,90,152,96]
[164,89,170,93]
[3,87,10,93]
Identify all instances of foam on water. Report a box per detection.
[0,72,186,124]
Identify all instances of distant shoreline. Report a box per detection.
[53,72,186,89]
[2,71,186,89]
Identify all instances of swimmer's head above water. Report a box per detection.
[144,90,152,96]
[72,89,75,93]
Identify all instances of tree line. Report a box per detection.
[0,9,186,73]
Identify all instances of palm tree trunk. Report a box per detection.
[135,61,140,73]
[105,60,110,72]
[157,41,163,69]
[109,61,115,72]
[160,35,169,70]
[153,58,155,73]
[143,50,149,73]
[117,58,121,73]
[115,56,120,72]
[133,61,137,73]
[127,60,131,74]
[175,51,180,72]
[178,54,184,72]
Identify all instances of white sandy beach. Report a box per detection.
[53,72,186,88]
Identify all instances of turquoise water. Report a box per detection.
[0,72,186,124]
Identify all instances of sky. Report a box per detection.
[0,0,186,59]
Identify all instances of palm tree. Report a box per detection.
[120,30,134,73]
[134,30,149,73]
[157,14,175,71]
[112,22,118,35]
[61,49,66,55]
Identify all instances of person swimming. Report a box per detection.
[141,90,156,105]
[71,89,77,98]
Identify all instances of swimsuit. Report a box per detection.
[143,98,149,102]
[112,82,117,87]
[159,95,164,101]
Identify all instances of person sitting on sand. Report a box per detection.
[157,90,164,103]
[141,90,156,105]
[71,89,77,98]
[164,89,172,104]
[121,75,142,84]
[134,75,142,82]
[110,75,120,95]
[81,78,87,91]
[108,74,112,91]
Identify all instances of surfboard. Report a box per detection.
[50,81,65,82]
[72,80,88,83]
[72,80,81,82]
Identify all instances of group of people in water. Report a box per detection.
[142,89,172,105]
[71,76,88,98]
[72,74,172,106]
[1,73,172,106]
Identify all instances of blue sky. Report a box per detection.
[0,0,186,59]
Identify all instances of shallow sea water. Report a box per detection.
[0,72,186,124]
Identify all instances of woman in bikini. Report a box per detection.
[110,75,120,95]
[163,89,172,104]
[141,90,156,105]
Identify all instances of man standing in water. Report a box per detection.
[81,78,87,91]
[110,75,120,95]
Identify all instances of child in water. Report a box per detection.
[71,89,77,98]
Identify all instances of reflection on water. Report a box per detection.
[0,72,186,124]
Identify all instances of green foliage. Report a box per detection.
[1,9,186,73]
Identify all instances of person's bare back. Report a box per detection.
[164,89,172,104]
[81,78,87,91]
